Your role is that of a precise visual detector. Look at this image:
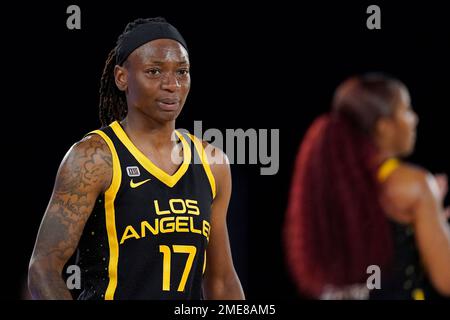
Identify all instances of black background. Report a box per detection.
[2,1,449,302]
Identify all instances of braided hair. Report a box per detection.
[284,74,404,298]
[98,17,167,126]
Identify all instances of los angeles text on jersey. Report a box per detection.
[120,199,210,244]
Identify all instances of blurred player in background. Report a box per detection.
[284,73,450,299]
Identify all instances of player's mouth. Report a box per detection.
[156,98,180,111]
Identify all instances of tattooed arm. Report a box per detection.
[28,134,112,300]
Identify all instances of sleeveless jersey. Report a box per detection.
[372,158,427,300]
[73,121,216,300]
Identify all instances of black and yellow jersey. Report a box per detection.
[371,158,427,300]
[73,121,215,300]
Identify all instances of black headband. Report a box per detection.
[116,22,188,66]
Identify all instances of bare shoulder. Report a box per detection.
[72,133,111,159]
[200,140,230,181]
[385,163,431,194]
[382,162,435,216]
[57,133,113,194]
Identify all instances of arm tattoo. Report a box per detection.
[29,136,111,299]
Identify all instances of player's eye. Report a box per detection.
[177,69,190,76]
[146,68,161,75]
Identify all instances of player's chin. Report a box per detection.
[400,141,415,157]
[158,109,182,122]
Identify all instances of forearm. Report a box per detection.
[414,204,450,295]
[203,273,245,300]
[28,262,73,300]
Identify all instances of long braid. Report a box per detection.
[98,48,127,126]
[98,17,168,127]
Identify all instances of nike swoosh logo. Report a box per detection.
[130,178,151,188]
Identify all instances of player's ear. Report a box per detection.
[114,65,128,91]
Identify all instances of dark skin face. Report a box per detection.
[390,88,418,156]
[375,87,419,157]
[28,37,244,300]
[114,39,191,125]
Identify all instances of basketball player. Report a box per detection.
[284,73,450,299]
[28,17,245,300]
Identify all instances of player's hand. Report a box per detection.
[434,174,450,219]
[434,173,448,200]
[444,207,450,220]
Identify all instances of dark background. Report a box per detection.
[2,1,449,300]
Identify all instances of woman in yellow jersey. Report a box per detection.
[284,73,450,299]
[28,17,244,300]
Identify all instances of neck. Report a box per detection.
[374,148,397,167]
[121,110,177,149]
[373,134,398,166]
